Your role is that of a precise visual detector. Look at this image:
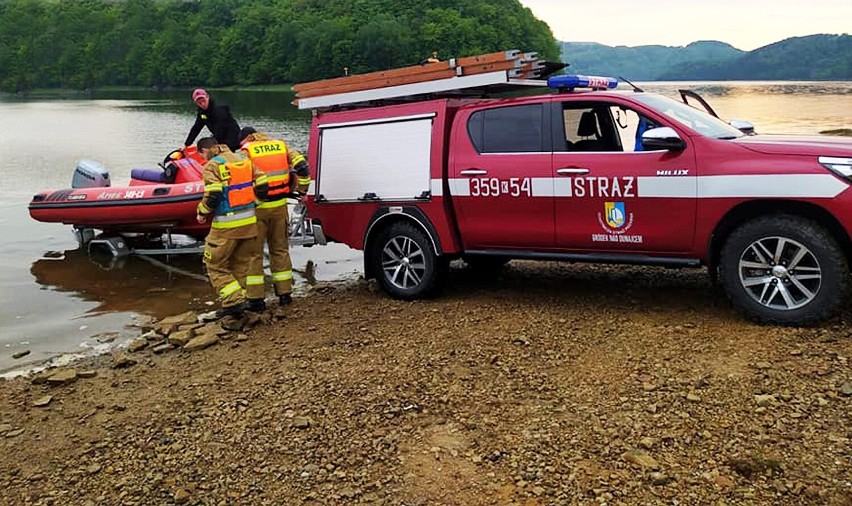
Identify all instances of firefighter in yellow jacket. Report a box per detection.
[195,137,269,318]
[238,126,311,310]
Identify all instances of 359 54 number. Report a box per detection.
[469,177,532,197]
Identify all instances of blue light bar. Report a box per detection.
[547,75,619,90]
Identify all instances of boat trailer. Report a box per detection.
[80,203,326,258]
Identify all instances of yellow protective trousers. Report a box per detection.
[246,204,294,299]
[203,230,256,308]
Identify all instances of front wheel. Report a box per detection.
[371,222,446,300]
[719,215,848,325]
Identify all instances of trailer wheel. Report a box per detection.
[719,214,848,325]
[372,222,446,299]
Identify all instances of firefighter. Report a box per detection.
[238,126,311,310]
[195,137,268,318]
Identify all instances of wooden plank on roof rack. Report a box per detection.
[460,60,524,75]
[296,57,536,100]
[454,50,521,66]
[292,49,524,95]
[296,69,460,98]
[293,60,454,93]
[295,70,516,110]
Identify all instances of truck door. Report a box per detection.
[551,100,697,253]
[449,102,554,249]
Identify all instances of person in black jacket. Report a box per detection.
[184,88,241,151]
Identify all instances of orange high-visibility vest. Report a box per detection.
[241,139,291,200]
[210,157,257,229]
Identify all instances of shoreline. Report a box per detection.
[1,262,849,504]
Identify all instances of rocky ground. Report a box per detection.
[1,262,850,506]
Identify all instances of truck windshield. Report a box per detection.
[631,94,744,140]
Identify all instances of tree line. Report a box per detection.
[0,0,559,92]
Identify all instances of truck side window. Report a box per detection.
[608,106,658,152]
[557,103,657,153]
[468,104,543,153]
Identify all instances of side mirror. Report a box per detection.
[642,127,686,151]
[729,119,755,135]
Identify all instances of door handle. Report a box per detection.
[556,167,590,175]
[460,169,488,176]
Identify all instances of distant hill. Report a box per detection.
[659,34,852,80]
[561,41,742,80]
[562,34,851,80]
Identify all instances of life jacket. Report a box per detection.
[182,145,207,166]
[211,155,257,229]
[241,139,291,206]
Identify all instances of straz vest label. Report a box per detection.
[249,140,286,157]
[245,140,291,199]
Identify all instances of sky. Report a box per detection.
[518,0,851,51]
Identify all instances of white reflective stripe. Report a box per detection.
[448,178,470,196]
[696,174,847,198]
[554,178,572,197]
[532,178,555,197]
[430,179,443,197]
[444,174,848,199]
[638,177,697,198]
[430,179,441,196]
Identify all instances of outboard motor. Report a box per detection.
[72,159,111,189]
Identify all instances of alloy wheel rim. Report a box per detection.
[381,235,426,290]
[738,236,821,310]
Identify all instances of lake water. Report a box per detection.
[0,82,850,373]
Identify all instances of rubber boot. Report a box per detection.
[247,298,267,313]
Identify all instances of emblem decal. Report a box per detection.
[592,201,643,244]
[605,201,626,229]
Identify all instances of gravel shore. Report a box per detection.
[1,262,850,505]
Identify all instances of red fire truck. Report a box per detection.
[297,68,852,326]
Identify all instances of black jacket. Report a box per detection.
[184,98,241,151]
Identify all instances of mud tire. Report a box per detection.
[719,214,847,326]
[371,222,446,300]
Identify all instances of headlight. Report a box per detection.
[820,156,852,178]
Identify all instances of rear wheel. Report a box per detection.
[371,222,446,299]
[719,215,848,325]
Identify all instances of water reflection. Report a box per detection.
[30,247,210,319]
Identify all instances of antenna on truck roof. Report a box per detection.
[292,50,567,111]
[618,76,644,93]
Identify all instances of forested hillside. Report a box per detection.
[563,35,851,81]
[659,34,852,80]
[0,0,559,92]
[561,41,742,80]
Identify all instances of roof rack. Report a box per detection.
[293,50,565,111]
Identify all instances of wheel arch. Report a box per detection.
[363,207,443,280]
[708,200,852,273]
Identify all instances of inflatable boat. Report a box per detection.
[29,148,211,240]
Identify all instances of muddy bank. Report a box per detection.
[0,262,850,505]
[1,239,360,374]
